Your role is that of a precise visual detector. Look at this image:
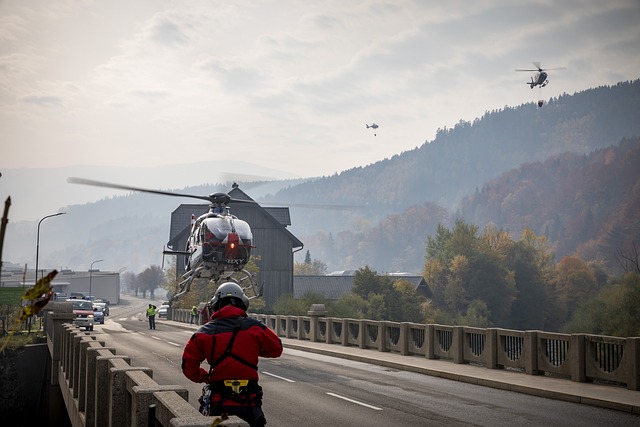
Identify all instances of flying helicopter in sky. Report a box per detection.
[366,123,379,136]
[515,62,565,89]
[67,177,259,306]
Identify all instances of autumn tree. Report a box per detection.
[294,251,328,276]
[563,272,640,337]
[137,265,165,300]
[423,220,516,327]
[549,255,599,324]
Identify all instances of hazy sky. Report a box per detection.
[1,0,639,180]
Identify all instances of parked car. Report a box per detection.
[68,299,94,331]
[93,305,105,324]
[93,298,109,315]
[158,304,170,319]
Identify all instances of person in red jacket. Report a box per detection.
[181,282,282,426]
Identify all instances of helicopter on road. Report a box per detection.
[67,177,259,306]
[516,62,565,89]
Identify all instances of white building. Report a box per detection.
[0,267,120,305]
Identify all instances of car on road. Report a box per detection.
[93,305,105,324]
[69,292,86,300]
[68,299,94,331]
[158,304,170,319]
[93,298,110,315]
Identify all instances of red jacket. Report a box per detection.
[181,305,282,383]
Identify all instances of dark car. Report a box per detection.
[93,305,105,324]
[93,298,109,315]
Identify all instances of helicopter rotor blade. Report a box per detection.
[68,177,214,202]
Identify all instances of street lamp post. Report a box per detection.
[89,259,103,299]
[35,212,66,284]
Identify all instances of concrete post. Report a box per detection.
[399,323,409,356]
[307,304,327,343]
[379,321,388,352]
[95,352,132,427]
[425,324,436,359]
[524,330,539,375]
[486,328,498,369]
[325,318,333,344]
[570,334,586,382]
[45,307,75,385]
[453,326,464,364]
[341,319,349,346]
[71,333,86,397]
[357,320,366,349]
[628,337,640,391]
[127,370,188,427]
[78,336,99,411]
[85,345,117,427]
[111,362,154,427]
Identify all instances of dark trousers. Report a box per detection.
[148,315,156,329]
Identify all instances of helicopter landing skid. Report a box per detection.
[172,267,261,303]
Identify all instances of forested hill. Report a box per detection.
[268,80,640,239]
[5,80,639,276]
[459,137,640,272]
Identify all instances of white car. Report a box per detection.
[158,304,170,319]
[68,299,94,331]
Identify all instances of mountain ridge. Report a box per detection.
[3,80,639,274]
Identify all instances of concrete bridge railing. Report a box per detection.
[237,309,638,391]
[173,305,639,391]
[44,303,247,427]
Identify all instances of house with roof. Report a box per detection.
[165,184,303,309]
[293,274,431,301]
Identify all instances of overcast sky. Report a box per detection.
[1,0,639,181]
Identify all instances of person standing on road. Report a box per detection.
[190,305,198,324]
[146,304,157,330]
[181,282,282,427]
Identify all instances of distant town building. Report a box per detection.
[294,274,431,301]
[0,267,120,305]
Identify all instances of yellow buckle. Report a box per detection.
[223,379,249,394]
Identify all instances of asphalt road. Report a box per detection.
[94,296,639,426]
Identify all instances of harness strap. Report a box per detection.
[210,317,258,372]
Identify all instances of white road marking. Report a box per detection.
[168,341,181,347]
[118,318,128,321]
[326,392,382,411]
[261,371,296,382]
[151,336,161,340]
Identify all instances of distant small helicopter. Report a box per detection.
[515,62,565,89]
[366,123,379,136]
[67,177,259,306]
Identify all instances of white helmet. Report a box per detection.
[211,282,250,311]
